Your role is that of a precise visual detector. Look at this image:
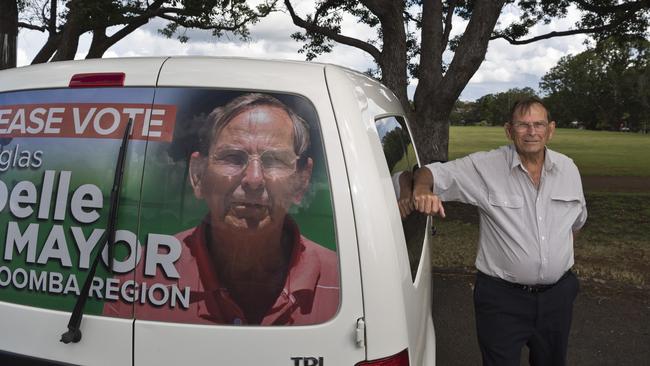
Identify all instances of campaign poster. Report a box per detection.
[0,88,339,326]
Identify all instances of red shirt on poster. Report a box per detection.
[103,218,340,325]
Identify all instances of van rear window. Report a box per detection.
[0,88,339,326]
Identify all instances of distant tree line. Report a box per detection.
[451,37,650,132]
[450,87,538,126]
[542,37,649,131]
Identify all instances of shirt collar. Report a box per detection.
[185,215,321,322]
[507,144,557,173]
[283,217,321,294]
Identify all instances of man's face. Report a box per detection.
[505,103,555,157]
[191,105,312,233]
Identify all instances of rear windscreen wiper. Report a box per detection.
[60,118,133,344]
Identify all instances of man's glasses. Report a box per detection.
[210,148,299,178]
[511,121,549,132]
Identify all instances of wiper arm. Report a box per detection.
[60,118,133,344]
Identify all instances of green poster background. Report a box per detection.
[0,88,152,313]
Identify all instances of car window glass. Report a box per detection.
[101,89,340,326]
[375,116,427,281]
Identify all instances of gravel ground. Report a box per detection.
[432,272,650,366]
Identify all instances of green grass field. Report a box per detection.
[449,126,650,176]
[432,126,650,289]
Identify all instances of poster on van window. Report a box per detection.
[0,88,339,326]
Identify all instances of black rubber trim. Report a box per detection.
[0,350,79,366]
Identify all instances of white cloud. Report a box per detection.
[16,47,29,67]
[461,4,590,99]
[16,29,47,66]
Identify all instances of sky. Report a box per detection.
[15,2,591,101]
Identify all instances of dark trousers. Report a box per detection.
[473,271,579,366]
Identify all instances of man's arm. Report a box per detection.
[412,167,446,218]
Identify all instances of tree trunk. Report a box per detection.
[377,3,409,113]
[51,25,81,62]
[412,0,506,162]
[86,28,109,59]
[0,0,18,70]
[412,103,450,165]
[32,35,60,64]
[31,0,60,64]
[51,0,85,62]
[86,13,152,59]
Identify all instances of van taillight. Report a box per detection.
[355,349,409,366]
[69,72,125,87]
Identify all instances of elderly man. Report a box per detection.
[407,97,587,366]
[104,93,339,326]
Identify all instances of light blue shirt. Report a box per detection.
[427,145,587,285]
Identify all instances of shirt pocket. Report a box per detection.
[550,194,582,223]
[486,191,524,228]
[488,192,524,209]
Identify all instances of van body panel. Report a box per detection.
[324,66,411,357]
[135,320,363,365]
[324,65,436,362]
[156,57,326,92]
[129,58,366,365]
[407,217,436,366]
[0,302,132,365]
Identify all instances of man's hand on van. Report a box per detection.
[412,168,446,218]
[413,189,446,218]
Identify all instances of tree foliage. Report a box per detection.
[475,87,538,125]
[450,87,538,126]
[381,127,411,172]
[285,0,650,162]
[540,36,650,130]
[449,100,480,125]
[491,0,650,45]
[15,0,276,64]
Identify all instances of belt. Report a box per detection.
[477,270,572,293]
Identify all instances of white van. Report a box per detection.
[0,57,435,366]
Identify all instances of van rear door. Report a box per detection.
[0,59,164,365]
[126,58,365,365]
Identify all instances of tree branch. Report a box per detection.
[18,22,46,31]
[48,0,56,34]
[441,0,505,107]
[313,0,341,23]
[86,16,151,59]
[31,34,60,64]
[441,0,456,51]
[156,11,254,32]
[417,0,443,95]
[404,10,421,27]
[154,0,274,33]
[360,0,392,19]
[491,15,630,45]
[284,0,382,61]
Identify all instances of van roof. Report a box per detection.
[0,56,373,93]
